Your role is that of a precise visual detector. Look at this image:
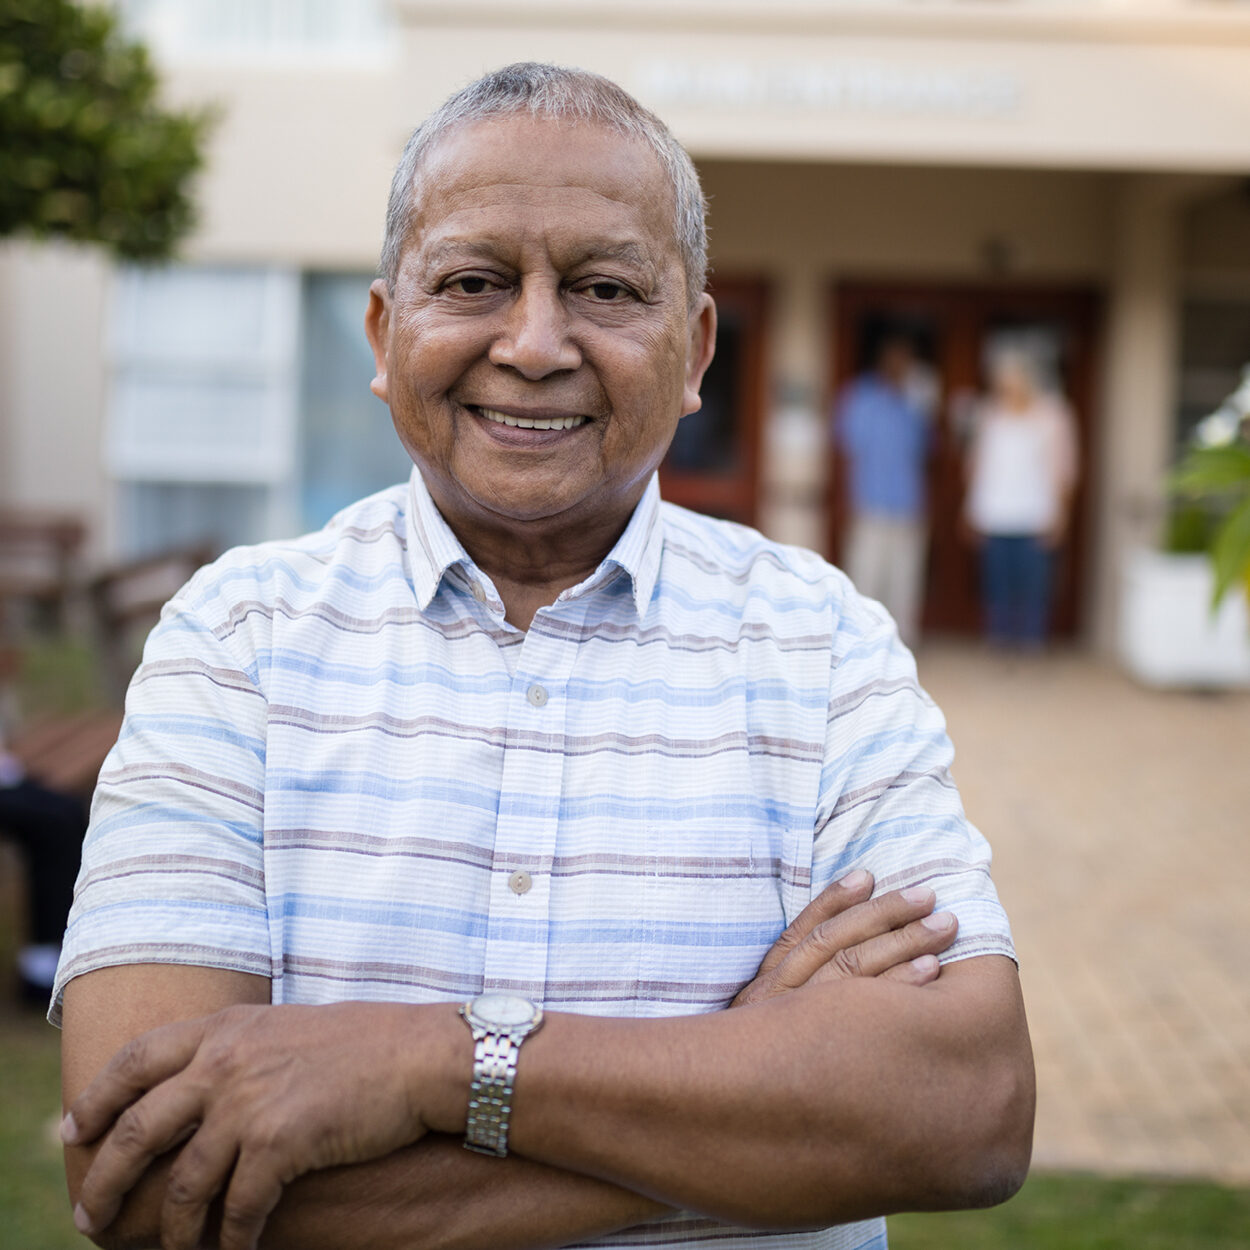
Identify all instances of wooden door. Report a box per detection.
[660,277,768,527]
[828,284,1101,637]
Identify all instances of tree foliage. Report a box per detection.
[0,0,212,259]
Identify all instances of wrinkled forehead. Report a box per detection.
[404,114,679,248]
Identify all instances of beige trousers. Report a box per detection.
[844,512,928,648]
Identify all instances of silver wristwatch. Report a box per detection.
[459,992,545,1157]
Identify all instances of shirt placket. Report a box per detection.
[481,603,583,1001]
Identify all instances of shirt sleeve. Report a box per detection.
[812,612,1016,966]
[50,591,272,1024]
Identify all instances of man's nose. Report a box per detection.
[488,283,582,379]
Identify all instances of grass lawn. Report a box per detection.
[889,1173,1250,1249]
[1,1007,79,1250]
[2,1003,1248,1249]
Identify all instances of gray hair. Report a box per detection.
[380,62,708,307]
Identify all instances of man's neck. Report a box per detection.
[425,485,641,632]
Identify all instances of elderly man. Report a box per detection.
[57,64,1033,1250]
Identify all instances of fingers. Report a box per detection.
[750,869,875,979]
[767,886,950,992]
[733,880,960,1007]
[64,1019,207,1148]
[883,953,942,987]
[216,1148,286,1250]
[158,1121,245,1250]
[801,908,958,987]
[72,1081,207,1239]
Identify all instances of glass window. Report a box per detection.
[299,273,409,531]
[1176,298,1250,450]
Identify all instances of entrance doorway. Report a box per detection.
[828,283,1101,637]
[660,277,768,527]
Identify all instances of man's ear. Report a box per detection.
[364,278,392,404]
[681,293,717,417]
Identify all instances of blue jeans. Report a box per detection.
[980,534,1054,646]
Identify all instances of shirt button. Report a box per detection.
[471,581,487,603]
[508,870,533,895]
[526,683,548,707]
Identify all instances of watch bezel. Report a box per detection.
[462,992,544,1034]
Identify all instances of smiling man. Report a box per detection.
[55,64,1033,1250]
[368,110,713,631]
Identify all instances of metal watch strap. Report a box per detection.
[464,1031,523,1156]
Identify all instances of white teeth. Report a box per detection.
[477,406,587,431]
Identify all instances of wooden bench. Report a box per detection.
[6,709,127,800]
[1,519,213,800]
[0,508,86,636]
[89,543,215,705]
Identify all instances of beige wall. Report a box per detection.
[704,162,1116,284]
[393,2,1250,174]
[164,67,396,269]
[0,241,113,562]
[141,3,1250,272]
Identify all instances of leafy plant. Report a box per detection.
[1170,369,1250,610]
[0,0,213,260]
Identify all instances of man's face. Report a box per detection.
[365,115,716,543]
[879,340,913,387]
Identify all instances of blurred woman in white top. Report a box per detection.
[964,350,1078,648]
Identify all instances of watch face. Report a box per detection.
[473,993,539,1028]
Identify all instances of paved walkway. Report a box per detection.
[917,642,1250,1185]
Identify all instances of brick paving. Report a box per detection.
[917,642,1250,1184]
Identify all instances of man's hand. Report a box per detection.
[732,870,956,1007]
[63,1000,465,1250]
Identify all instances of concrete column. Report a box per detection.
[1091,177,1187,652]
[758,263,828,552]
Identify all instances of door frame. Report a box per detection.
[659,276,768,528]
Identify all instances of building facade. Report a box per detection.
[4,0,1250,647]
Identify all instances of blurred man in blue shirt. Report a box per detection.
[835,334,934,647]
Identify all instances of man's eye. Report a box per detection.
[585,281,631,302]
[448,276,492,295]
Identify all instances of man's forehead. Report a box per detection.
[410,115,673,222]
[422,112,654,175]
[399,115,681,272]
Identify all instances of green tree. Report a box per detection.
[0,0,212,259]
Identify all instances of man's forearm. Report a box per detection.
[262,1136,668,1250]
[72,1138,668,1250]
[256,961,1030,1248]
[507,957,1033,1228]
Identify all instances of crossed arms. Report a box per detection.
[61,871,1034,1250]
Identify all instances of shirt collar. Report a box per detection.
[600,474,662,618]
[403,467,663,619]
[404,468,470,610]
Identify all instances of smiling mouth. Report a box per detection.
[475,405,589,431]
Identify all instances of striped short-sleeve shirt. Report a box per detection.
[54,469,1013,1249]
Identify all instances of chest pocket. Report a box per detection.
[635,816,797,1017]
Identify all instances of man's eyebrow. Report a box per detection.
[415,238,502,267]
[578,241,656,269]
[415,237,662,273]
